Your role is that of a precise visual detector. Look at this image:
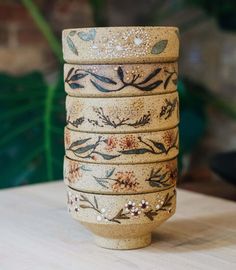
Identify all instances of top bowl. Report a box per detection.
[62,26,179,64]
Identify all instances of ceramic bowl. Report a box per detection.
[65,126,179,164]
[64,62,178,97]
[66,92,179,133]
[67,185,176,249]
[64,156,177,194]
[62,26,179,64]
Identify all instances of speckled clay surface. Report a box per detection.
[64,156,177,193]
[62,27,179,64]
[66,92,179,133]
[65,126,179,164]
[64,62,178,97]
[67,185,176,249]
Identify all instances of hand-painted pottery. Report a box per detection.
[64,126,179,164]
[64,62,178,97]
[66,92,179,133]
[64,156,177,193]
[67,185,176,249]
[62,26,179,64]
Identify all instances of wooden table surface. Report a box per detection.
[0,181,235,270]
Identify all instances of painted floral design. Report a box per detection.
[112,171,139,192]
[92,168,139,192]
[67,190,175,224]
[119,135,138,150]
[104,136,118,152]
[65,162,92,184]
[86,107,151,129]
[65,66,177,94]
[160,98,178,120]
[66,130,179,161]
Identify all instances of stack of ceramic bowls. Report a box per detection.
[62,26,180,249]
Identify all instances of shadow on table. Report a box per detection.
[151,212,236,252]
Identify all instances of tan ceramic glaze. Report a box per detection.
[67,186,176,249]
[66,92,179,133]
[64,126,179,164]
[64,62,178,97]
[64,156,177,194]
[62,26,179,64]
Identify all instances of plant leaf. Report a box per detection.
[137,80,163,91]
[106,168,115,178]
[78,29,96,41]
[149,140,166,153]
[117,67,124,81]
[79,205,92,209]
[89,72,117,84]
[119,148,152,155]
[138,68,161,85]
[69,138,91,148]
[94,196,98,208]
[74,144,96,155]
[66,36,78,55]
[151,40,168,55]
[94,152,121,160]
[69,30,76,37]
[90,80,111,93]
[69,82,84,89]
[70,73,88,81]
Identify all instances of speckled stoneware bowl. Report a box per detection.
[64,62,178,97]
[67,185,176,249]
[65,126,179,164]
[66,92,179,133]
[62,26,179,64]
[64,156,177,194]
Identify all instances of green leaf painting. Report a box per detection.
[151,40,168,54]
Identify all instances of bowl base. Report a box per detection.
[94,233,151,250]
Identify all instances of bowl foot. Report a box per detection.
[94,233,152,250]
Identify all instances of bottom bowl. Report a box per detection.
[66,185,176,249]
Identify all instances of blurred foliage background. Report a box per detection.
[0,0,236,199]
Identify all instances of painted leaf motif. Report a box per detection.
[69,82,84,89]
[148,181,162,187]
[69,30,76,37]
[70,73,88,81]
[79,205,92,209]
[78,28,96,41]
[74,144,96,155]
[137,80,163,91]
[89,72,117,84]
[149,140,166,152]
[66,36,78,55]
[106,168,115,178]
[69,138,91,149]
[117,67,124,81]
[90,80,111,93]
[65,68,75,82]
[172,78,178,85]
[94,196,98,209]
[138,68,162,85]
[151,40,168,55]
[164,74,172,89]
[95,152,121,160]
[144,210,157,221]
[119,148,152,155]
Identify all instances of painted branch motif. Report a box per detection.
[65,66,177,94]
[160,97,178,120]
[68,190,175,224]
[66,130,179,161]
[68,107,151,129]
[93,169,140,192]
[145,167,178,188]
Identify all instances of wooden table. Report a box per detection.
[1,182,235,270]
